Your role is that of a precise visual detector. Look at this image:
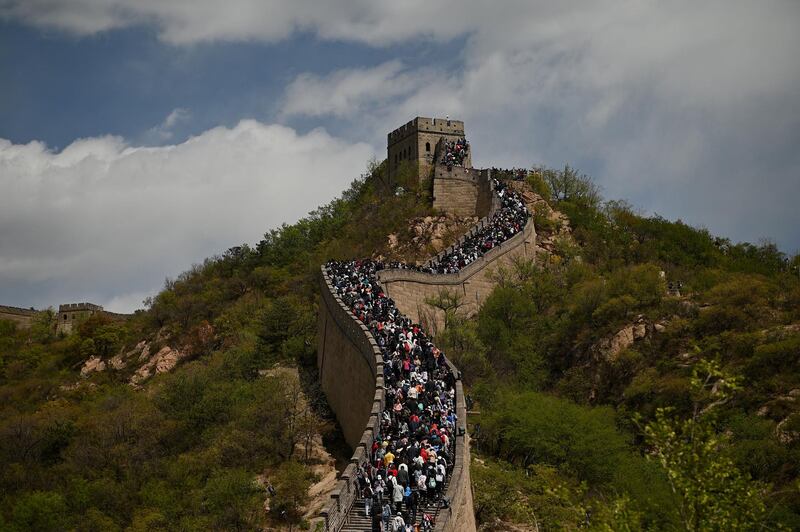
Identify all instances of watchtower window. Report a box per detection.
[425,142,430,152]
[63,314,67,320]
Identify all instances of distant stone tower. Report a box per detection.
[387,116,494,218]
[57,302,103,334]
[386,116,471,187]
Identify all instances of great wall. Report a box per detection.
[0,302,130,334]
[315,117,537,531]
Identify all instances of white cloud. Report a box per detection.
[2,0,799,252]
[282,61,432,119]
[0,121,375,312]
[145,108,191,141]
[275,2,800,251]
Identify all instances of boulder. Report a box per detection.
[80,356,106,376]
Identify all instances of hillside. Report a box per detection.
[1,161,798,530]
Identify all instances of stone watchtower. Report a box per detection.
[387,116,471,187]
[57,302,103,334]
[387,116,493,219]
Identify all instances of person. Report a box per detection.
[375,475,385,502]
[382,501,392,531]
[392,477,404,514]
[421,512,435,531]
[363,482,374,518]
[417,471,428,504]
[391,513,406,532]
[403,485,414,523]
[397,462,409,487]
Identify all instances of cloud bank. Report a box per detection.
[0,121,375,312]
[1,0,798,311]
[277,4,800,252]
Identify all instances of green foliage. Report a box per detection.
[540,165,601,209]
[640,360,770,531]
[270,460,313,522]
[468,166,799,528]
[9,491,68,532]
[471,456,585,527]
[435,315,490,383]
[526,169,553,200]
[480,390,631,485]
[202,468,264,531]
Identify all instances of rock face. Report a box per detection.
[74,326,200,387]
[386,214,477,262]
[108,340,148,370]
[80,356,106,376]
[593,316,651,362]
[130,345,187,385]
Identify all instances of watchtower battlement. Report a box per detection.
[387,116,465,144]
[58,303,103,313]
[386,116,471,186]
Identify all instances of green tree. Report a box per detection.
[202,469,264,531]
[270,460,311,522]
[10,491,69,531]
[641,360,769,531]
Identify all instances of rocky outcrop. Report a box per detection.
[593,316,651,362]
[131,345,188,385]
[80,356,106,376]
[386,213,477,262]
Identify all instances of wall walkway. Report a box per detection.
[378,213,535,331]
[316,178,533,531]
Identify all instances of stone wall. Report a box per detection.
[317,268,385,449]
[0,305,36,329]
[317,267,385,531]
[316,264,475,532]
[378,216,536,331]
[432,165,493,218]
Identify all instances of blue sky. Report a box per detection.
[1,1,799,312]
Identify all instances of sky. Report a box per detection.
[1,1,799,313]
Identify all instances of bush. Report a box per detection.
[478,391,631,485]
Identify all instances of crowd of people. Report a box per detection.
[327,259,457,530]
[324,176,529,530]
[424,179,529,274]
[440,138,469,168]
[490,167,529,181]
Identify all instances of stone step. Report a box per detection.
[342,488,449,531]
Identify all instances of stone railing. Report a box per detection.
[432,358,473,532]
[317,267,385,531]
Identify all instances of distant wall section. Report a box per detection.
[0,306,37,329]
[378,216,536,330]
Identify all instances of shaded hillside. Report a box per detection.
[1,159,797,531]
[0,162,462,531]
[443,167,800,530]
